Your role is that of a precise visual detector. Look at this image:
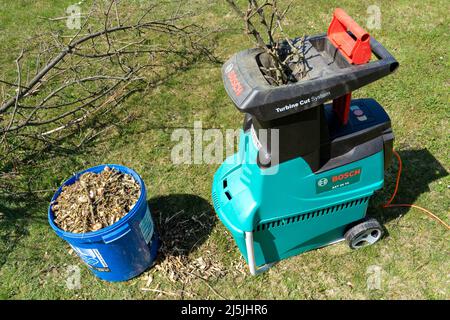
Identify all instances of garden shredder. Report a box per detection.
[212,9,399,275]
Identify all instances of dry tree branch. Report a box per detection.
[226,0,307,85]
[2,50,24,140]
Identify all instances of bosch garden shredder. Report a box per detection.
[211,9,399,275]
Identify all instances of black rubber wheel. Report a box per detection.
[345,218,384,249]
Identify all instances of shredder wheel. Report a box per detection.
[345,218,384,249]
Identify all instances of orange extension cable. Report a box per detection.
[382,149,450,230]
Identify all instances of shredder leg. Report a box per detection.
[245,231,275,275]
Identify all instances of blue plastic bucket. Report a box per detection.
[48,164,159,282]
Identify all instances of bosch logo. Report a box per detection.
[332,169,361,182]
[317,178,328,187]
[226,65,244,97]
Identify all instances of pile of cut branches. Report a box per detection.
[226,0,308,85]
[0,0,217,196]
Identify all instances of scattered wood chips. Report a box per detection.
[52,166,140,233]
[140,209,247,298]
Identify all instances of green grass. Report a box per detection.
[0,0,449,299]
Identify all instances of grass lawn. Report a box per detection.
[0,0,449,299]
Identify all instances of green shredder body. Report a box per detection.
[212,21,399,274]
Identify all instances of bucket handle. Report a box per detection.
[245,231,275,275]
[102,223,131,244]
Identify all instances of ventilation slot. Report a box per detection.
[212,192,220,209]
[225,191,232,200]
[223,179,228,189]
[254,197,370,232]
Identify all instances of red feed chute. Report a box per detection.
[328,8,372,125]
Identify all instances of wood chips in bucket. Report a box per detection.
[51,166,140,233]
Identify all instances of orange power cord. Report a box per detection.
[382,149,450,230]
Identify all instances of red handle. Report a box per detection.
[333,8,370,41]
[327,8,371,65]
